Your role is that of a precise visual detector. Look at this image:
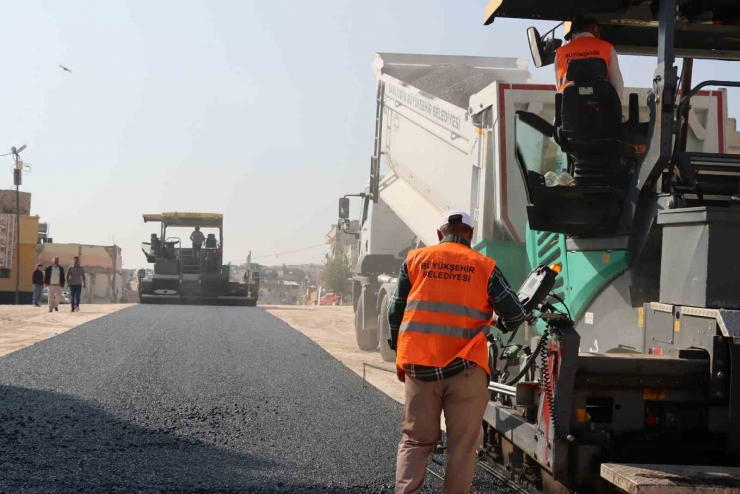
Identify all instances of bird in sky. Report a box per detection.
[59,64,72,73]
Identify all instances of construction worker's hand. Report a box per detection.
[396,367,406,383]
[388,327,399,351]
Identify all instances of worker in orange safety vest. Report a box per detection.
[555,17,624,104]
[387,210,526,494]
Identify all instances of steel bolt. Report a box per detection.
[567,435,575,442]
[717,371,726,379]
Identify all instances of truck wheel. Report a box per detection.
[378,294,396,363]
[355,297,378,351]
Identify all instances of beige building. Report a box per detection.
[325,220,359,264]
[729,118,740,155]
[38,243,124,304]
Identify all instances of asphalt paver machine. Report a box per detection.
[477,1,740,492]
[139,212,258,306]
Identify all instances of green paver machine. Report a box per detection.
[139,212,258,306]
[475,1,740,492]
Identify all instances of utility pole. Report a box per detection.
[4,145,28,305]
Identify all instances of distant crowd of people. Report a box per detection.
[31,256,86,313]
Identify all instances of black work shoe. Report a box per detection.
[54,307,58,312]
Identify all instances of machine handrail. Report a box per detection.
[674,80,740,156]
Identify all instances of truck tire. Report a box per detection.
[355,297,378,351]
[378,293,396,363]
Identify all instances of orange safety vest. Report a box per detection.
[555,36,613,92]
[396,241,496,374]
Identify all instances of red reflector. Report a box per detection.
[650,347,663,356]
[646,414,658,427]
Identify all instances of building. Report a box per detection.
[729,118,740,155]
[38,243,124,304]
[258,279,302,305]
[325,221,359,265]
[253,263,323,305]
[0,190,39,304]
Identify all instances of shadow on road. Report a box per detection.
[0,385,385,493]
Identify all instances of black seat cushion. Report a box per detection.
[560,59,623,146]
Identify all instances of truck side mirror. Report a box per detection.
[338,197,350,219]
[527,26,559,68]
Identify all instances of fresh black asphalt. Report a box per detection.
[0,305,509,493]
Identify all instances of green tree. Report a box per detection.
[321,255,352,295]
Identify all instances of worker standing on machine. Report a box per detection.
[190,226,205,260]
[555,17,624,104]
[387,210,526,494]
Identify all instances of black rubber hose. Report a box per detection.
[504,332,549,386]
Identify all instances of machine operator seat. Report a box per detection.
[513,57,642,237]
[205,234,217,249]
[556,58,631,189]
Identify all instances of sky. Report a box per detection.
[1,1,739,268]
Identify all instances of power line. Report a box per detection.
[227,243,328,264]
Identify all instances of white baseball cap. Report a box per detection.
[438,210,474,230]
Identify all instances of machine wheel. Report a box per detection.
[355,297,378,351]
[378,293,396,363]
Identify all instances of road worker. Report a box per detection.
[190,226,205,259]
[387,210,526,494]
[555,17,624,104]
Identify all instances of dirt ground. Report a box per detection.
[0,304,134,357]
[265,305,406,404]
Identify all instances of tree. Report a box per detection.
[320,255,352,296]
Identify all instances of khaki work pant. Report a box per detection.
[396,366,489,494]
[48,285,63,311]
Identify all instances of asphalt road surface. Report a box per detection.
[0,305,509,493]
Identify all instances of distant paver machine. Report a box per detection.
[139,212,259,306]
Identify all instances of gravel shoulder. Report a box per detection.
[0,304,133,357]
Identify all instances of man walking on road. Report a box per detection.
[32,264,44,307]
[67,256,86,312]
[387,210,526,494]
[44,257,66,313]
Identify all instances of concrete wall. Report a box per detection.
[0,190,31,215]
[38,243,124,304]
